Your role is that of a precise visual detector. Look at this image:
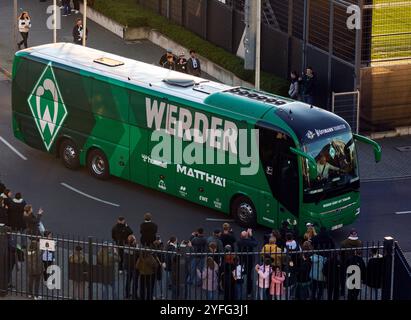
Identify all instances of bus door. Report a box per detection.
[257,126,281,229]
[257,125,300,228]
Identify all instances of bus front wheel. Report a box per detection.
[60,139,80,170]
[87,149,110,180]
[231,196,257,228]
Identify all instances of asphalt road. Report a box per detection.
[1,79,410,251]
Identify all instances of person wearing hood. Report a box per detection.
[7,192,26,232]
[288,71,300,100]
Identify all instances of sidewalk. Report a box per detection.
[1,1,411,182]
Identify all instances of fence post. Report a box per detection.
[382,236,394,300]
[0,224,8,297]
[88,236,93,300]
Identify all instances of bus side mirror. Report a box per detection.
[290,147,317,178]
[353,134,382,163]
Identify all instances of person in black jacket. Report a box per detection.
[187,50,201,77]
[346,250,366,300]
[123,235,139,299]
[300,66,316,105]
[0,181,5,194]
[220,223,236,250]
[8,193,26,232]
[189,228,207,286]
[23,205,43,236]
[365,248,383,300]
[237,229,258,299]
[322,252,342,300]
[165,236,178,294]
[72,18,88,45]
[1,189,12,210]
[0,197,8,226]
[112,216,133,272]
[295,253,312,300]
[140,212,158,247]
[312,227,335,250]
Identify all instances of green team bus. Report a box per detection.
[11,43,381,234]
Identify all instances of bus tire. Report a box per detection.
[231,195,257,228]
[59,139,80,170]
[87,149,110,180]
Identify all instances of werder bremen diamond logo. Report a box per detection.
[27,62,67,151]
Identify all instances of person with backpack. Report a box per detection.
[26,240,43,300]
[197,257,219,300]
[136,250,158,300]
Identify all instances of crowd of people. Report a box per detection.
[0,176,389,301]
[159,48,202,76]
[104,214,388,301]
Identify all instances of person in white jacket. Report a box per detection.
[255,258,272,300]
[17,12,31,49]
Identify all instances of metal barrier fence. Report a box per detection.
[332,90,360,133]
[393,242,411,300]
[0,228,403,301]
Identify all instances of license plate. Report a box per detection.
[331,224,343,231]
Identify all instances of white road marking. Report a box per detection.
[206,218,235,222]
[0,136,27,160]
[61,182,120,207]
[395,211,411,215]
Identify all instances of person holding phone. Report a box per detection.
[23,205,43,236]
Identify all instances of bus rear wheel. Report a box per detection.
[231,196,257,228]
[87,149,110,180]
[60,139,80,170]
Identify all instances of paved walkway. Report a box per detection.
[1,0,411,182]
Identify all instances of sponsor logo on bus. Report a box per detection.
[176,164,226,188]
[27,62,68,151]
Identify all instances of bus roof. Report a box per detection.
[18,43,296,121]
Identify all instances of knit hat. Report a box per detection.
[348,229,358,240]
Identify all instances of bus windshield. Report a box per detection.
[302,131,359,199]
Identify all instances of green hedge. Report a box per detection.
[91,0,289,95]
